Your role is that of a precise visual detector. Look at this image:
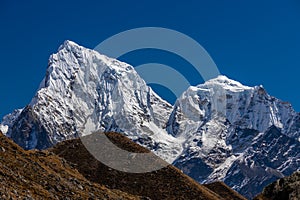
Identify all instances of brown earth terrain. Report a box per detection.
[204,182,247,200]
[0,130,247,199]
[51,131,246,200]
[0,132,139,199]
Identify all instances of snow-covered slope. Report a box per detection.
[2,40,181,162]
[2,41,300,199]
[167,75,300,198]
[0,109,23,136]
[167,75,299,138]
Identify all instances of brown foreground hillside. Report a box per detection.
[204,182,247,200]
[254,171,300,200]
[0,130,247,199]
[0,132,138,199]
[51,131,246,200]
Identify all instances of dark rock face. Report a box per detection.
[175,157,214,183]
[10,106,51,150]
[172,125,300,199]
[224,126,300,199]
[254,171,300,200]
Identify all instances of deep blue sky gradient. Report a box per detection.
[1,0,300,118]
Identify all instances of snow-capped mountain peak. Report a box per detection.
[167,75,300,199]
[2,41,182,162]
[200,75,252,92]
[168,75,298,137]
[58,40,79,50]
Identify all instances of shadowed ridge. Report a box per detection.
[204,182,247,200]
[0,131,139,199]
[51,131,246,200]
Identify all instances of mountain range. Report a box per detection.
[1,41,299,199]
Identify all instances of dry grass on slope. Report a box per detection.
[204,181,247,200]
[0,132,139,200]
[51,131,246,200]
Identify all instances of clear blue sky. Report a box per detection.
[1,0,300,118]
